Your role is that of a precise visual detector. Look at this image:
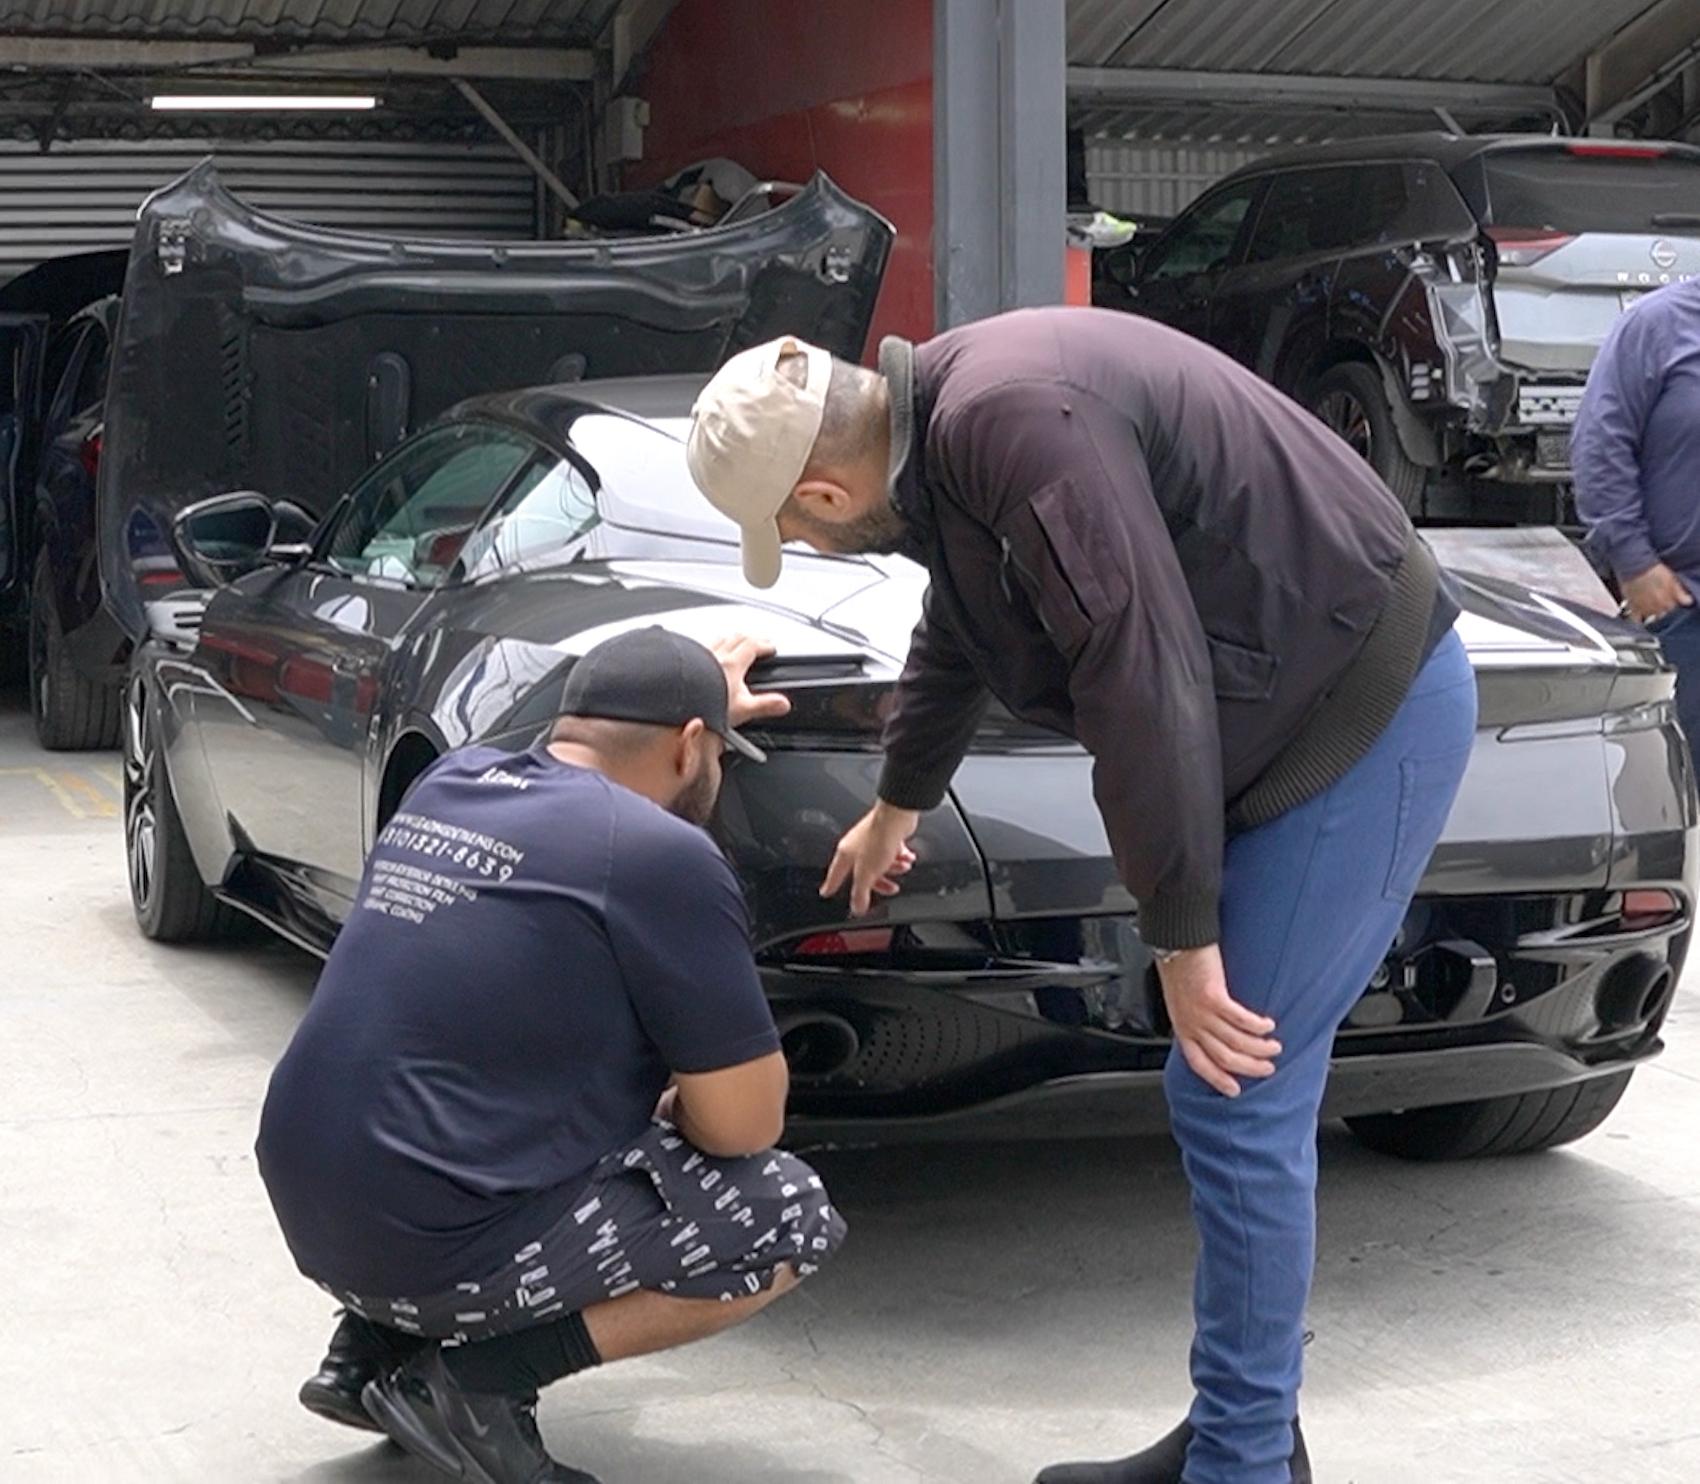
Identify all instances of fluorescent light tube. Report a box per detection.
[149,95,379,112]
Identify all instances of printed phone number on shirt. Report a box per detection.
[377,810,527,881]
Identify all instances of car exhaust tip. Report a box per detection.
[1598,960,1674,1032]
[778,1013,861,1082]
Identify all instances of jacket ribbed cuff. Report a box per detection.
[1139,890,1221,952]
[876,756,950,813]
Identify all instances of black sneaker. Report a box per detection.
[363,1344,601,1484]
[299,1311,426,1434]
[1035,1417,1311,1484]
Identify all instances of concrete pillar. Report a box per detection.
[934,0,1066,328]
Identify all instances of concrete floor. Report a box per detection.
[4,680,1699,1484]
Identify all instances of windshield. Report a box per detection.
[1473,148,1700,233]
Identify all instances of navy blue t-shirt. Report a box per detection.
[255,744,780,1297]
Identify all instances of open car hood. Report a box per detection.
[98,161,892,641]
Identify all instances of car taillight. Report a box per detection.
[79,429,102,480]
[1486,226,1576,266]
[793,928,895,957]
[1620,888,1681,930]
[1566,142,1667,159]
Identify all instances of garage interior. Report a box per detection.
[0,2,1696,315]
[3,3,1700,1483]
[1071,0,1700,217]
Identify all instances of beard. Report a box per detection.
[668,764,719,827]
[792,496,909,557]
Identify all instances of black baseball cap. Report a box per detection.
[560,627,766,762]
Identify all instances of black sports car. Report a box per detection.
[105,168,1694,1159]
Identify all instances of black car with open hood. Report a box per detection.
[98,161,891,645]
[102,167,1692,1160]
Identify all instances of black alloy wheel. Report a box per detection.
[1306,361,1428,514]
[1313,385,1376,463]
[122,672,239,943]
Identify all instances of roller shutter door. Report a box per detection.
[1086,141,1264,218]
[0,138,538,280]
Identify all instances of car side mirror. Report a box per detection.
[1100,245,1142,292]
[270,498,317,561]
[174,491,310,585]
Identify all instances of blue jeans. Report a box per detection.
[1648,606,1700,779]
[1168,630,1478,1484]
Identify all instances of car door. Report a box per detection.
[34,309,113,642]
[1209,164,1410,375]
[1126,179,1264,346]
[192,420,545,907]
[0,312,47,602]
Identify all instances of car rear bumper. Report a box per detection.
[786,1037,1662,1146]
[773,901,1684,1138]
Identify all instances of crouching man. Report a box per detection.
[255,629,853,1484]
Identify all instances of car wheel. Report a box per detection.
[1307,362,1429,516]
[123,674,240,943]
[29,550,120,750]
[1344,1071,1635,1161]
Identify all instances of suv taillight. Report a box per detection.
[1566,142,1668,159]
[1486,226,1575,267]
[79,429,102,480]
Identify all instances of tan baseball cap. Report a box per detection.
[685,335,832,588]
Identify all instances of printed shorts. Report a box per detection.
[320,1121,846,1343]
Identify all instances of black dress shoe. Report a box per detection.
[298,1311,427,1434]
[1035,1416,1311,1484]
[363,1344,601,1484]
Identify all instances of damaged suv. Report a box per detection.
[1097,133,1700,516]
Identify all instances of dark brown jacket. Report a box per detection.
[876,307,1453,950]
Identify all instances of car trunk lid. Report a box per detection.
[1477,142,1700,374]
[942,567,1656,916]
[98,160,892,641]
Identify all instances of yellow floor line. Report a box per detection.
[56,771,118,819]
[31,769,85,818]
[96,765,124,796]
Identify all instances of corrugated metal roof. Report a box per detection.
[1066,0,1664,145]
[1067,0,1167,71]
[1073,103,1453,147]
[1069,0,1662,85]
[0,0,618,44]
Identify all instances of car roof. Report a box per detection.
[1223,131,1700,179]
[451,373,706,448]
[560,373,706,425]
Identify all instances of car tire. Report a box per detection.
[123,674,241,943]
[1344,1070,1636,1161]
[1307,362,1429,515]
[29,551,120,751]
[0,622,25,688]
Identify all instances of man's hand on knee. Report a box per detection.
[1157,945,1282,1098]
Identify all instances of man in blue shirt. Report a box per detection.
[257,629,863,1484]
[1574,279,1700,768]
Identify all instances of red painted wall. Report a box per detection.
[632,0,933,353]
